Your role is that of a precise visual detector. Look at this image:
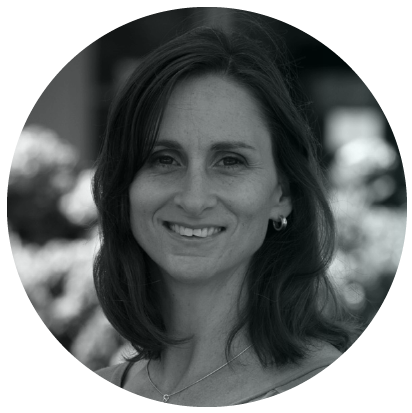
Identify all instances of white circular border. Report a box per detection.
[2,1,410,412]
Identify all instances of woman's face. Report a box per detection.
[129,74,291,284]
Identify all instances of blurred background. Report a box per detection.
[7,8,407,372]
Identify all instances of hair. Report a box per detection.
[92,24,358,367]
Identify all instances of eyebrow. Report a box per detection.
[155,139,256,151]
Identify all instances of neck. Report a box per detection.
[150,265,250,392]
[164,280,243,337]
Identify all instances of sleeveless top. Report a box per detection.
[95,344,341,405]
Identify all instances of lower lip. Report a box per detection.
[163,224,224,241]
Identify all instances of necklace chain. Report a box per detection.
[146,344,252,403]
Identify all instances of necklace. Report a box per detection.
[146,344,252,403]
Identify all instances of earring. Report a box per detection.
[273,215,287,231]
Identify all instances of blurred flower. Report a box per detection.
[71,307,124,371]
[8,125,114,369]
[325,107,406,322]
[367,174,397,203]
[9,125,78,193]
[330,205,406,315]
[11,229,100,322]
[330,134,398,188]
[58,168,97,226]
[8,126,91,244]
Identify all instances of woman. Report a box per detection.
[93,25,356,406]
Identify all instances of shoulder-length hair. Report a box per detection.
[93,25,356,367]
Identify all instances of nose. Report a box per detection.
[173,165,217,215]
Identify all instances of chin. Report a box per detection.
[157,258,216,284]
[154,254,250,287]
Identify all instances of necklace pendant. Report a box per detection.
[163,394,170,403]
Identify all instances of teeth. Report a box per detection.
[183,228,193,236]
[168,223,222,238]
[193,229,202,237]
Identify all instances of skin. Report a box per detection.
[127,74,293,405]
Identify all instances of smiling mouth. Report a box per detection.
[164,222,225,238]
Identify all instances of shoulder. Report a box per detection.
[95,362,130,386]
[232,341,342,404]
[275,341,342,392]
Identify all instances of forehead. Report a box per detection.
[158,74,271,149]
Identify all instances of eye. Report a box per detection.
[148,152,180,169]
[156,155,177,165]
[216,155,246,168]
[221,157,243,166]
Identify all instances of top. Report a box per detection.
[95,343,341,405]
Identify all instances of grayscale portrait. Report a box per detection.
[8,8,407,407]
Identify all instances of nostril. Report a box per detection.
[173,191,218,214]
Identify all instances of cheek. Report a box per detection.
[130,176,163,213]
[129,178,157,233]
[129,182,144,217]
[227,180,276,223]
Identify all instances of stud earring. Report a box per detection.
[273,215,287,231]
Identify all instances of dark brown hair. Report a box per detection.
[92,25,357,367]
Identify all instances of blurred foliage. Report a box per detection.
[8,124,406,370]
[8,126,127,371]
[329,130,406,324]
[8,126,88,244]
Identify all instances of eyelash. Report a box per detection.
[148,153,247,170]
[217,156,246,169]
[152,155,178,167]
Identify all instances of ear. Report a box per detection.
[269,182,292,221]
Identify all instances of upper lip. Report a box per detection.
[163,221,225,230]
